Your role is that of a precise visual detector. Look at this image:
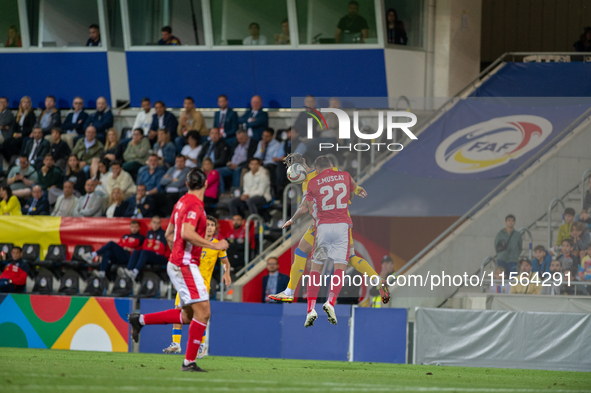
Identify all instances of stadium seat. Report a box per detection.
[57,270,82,295]
[32,267,53,294]
[68,245,93,268]
[137,272,161,298]
[0,243,13,260]
[42,244,67,267]
[21,244,40,263]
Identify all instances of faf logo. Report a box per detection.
[305,107,418,152]
[435,115,552,174]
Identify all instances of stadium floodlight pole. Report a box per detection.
[397,104,591,276]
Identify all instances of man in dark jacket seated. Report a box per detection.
[82,96,113,144]
[197,128,230,169]
[84,220,145,279]
[22,185,50,215]
[0,246,29,293]
[61,97,89,148]
[124,184,155,218]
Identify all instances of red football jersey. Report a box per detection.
[169,193,207,266]
[305,169,354,226]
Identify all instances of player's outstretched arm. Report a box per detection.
[282,198,311,229]
[165,222,174,250]
[181,222,230,251]
[350,177,368,199]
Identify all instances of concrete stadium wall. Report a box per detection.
[390,116,591,310]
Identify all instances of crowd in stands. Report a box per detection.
[491,191,591,295]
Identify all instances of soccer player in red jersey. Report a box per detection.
[128,168,229,372]
[303,155,359,327]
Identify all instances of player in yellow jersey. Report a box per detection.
[268,153,391,304]
[163,215,231,356]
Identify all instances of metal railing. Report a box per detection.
[244,214,264,270]
[395,104,591,276]
[235,230,292,278]
[479,256,497,292]
[518,227,533,260]
[282,184,303,237]
[581,169,591,211]
[547,198,566,249]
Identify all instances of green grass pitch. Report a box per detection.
[0,348,589,393]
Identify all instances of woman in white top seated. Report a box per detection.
[180,130,202,168]
[105,187,128,218]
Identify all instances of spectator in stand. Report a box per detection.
[510,258,541,294]
[153,128,176,168]
[226,214,248,270]
[254,127,281,192]
[335,0,369,43]
[571,221,591,255]
[488,266,511,294]
[21,127,50,170]
[49,127,71,170]
[88,220,145,278]
[293,95,320,137]
[385,8,407,45]
[51,181,78,217]
[71,126,104,172]
[5,25,22,48]
[263,257,289,303]
[2,96,35,162]
[160,155,190,214]
[22,185,49,216]
[103,128,124,162]
[36,95,61,136]
[238,95,268,141]
[369,255,396,307]
[557,207,575,247]
[532,245,552,275]
[124,184,155,218]
[0,184,21,216]
[64,155,87,196]
[86,24,102,46]
[275,19,290,45]
[197,127,229,169]
[229,158,271,218]
[202,157,220,212]
[73,179,103,217]
[132,98,156,141]
[122,128,151,179]
[7,156,38,199]
[150,101,178,143]
[275,127,306,197]
[559,238,579,277]
[578,244,591,282]
[243,22,267,45]
[494,214,522,273]
[0,247,29,293]
[60,97,88,148]
[120,216,168,281]
[105,187,128,218]
[0,96,14,145]
[82,97,113,143]
[176,96,207,152]
[136,154,166,196]
[37,153,62,204]
[561,270,587,295]
[90,158,110,196]
[218,129,256,193]
[540,259,563,295]
[214,95,238,147]
[573,26,591,52]
[158,26,181,45]
[104,160,136,199]
[180,130,202,168]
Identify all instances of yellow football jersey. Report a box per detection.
[199,238,228,292]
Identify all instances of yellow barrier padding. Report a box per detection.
[0,216,62,259]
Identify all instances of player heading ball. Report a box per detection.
[128,167,229,372]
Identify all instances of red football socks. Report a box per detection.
[142,309,183,325]
[328,269,345,306]
[307,271,321,313]
[185,318,207,362]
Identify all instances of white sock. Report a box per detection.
[132,269,139,278]
[284,287,294,296]
[139,314,145,325]
[98,271,105,278]
[183,359,193,366]
[91,251,98,258]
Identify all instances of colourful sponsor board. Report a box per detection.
[0,294,132,352]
